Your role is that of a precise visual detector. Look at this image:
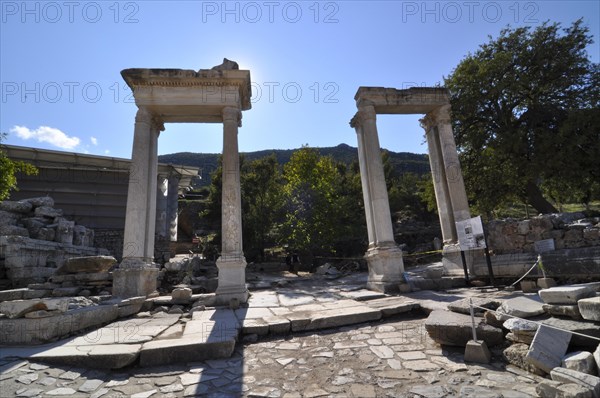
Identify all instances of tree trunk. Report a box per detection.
[525,180,558,214]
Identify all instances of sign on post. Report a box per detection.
[456,216,487,250]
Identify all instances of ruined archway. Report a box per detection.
[113,62,252,305]
[350,87,471,292]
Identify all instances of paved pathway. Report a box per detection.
[0,272,545,397]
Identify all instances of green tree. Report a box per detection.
[445,20,599,215]
[279,146,344,259]
[0,133,38,200]
[241,154,284,261]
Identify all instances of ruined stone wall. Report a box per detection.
[0,197,109,287]
[486,213,600,254]
[93,229,124,261]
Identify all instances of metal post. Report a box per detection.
[460,250,469,283]
[469,298,477,341]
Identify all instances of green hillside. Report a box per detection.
[158,143,430,187]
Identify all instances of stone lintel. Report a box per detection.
[121,68,252,114]
[354,86,449,115]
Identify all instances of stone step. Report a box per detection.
[362,297,420,317]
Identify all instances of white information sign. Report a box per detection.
[456,216,487,250]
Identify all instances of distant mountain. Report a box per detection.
[158,144,430,187]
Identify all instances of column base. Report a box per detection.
[215,255,248,305]
[365,243,405,294]
[442,244,483,277]
[113,265,159,298]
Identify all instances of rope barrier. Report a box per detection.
[470,303,600,342]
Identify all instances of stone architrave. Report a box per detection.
[350,104,404,293]
[115,64,252,300]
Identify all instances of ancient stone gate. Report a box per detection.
[351,87,472,291]
[113,63,251,305]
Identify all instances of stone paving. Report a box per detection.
[0,273,548,397]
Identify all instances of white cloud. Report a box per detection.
[10,125,81,150]
[104,149,111,155]
[91,136,98,145]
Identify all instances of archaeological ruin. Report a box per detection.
[115,61,252,305]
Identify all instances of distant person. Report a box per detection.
[285,253,293,273]
[292,251,300,274]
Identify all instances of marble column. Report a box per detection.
[421,105,473,274]
[351,104,404,293]
[420,113,455,244]
[434,105,470,224]
[156,174,169,240]
[215,106,248,304]
[113,107,162,298]
[167,174,180,242]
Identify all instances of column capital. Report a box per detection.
[223,106,242,127]
[135,107,153,124]
[151,115,165,132]
[351,105,377,129]
[421,104,452,130]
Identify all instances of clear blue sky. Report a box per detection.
[1,1,598,158]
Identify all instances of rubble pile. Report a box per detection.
[0,197,109,287]
[25,255,118,297]
[425,282,600,396]
[159,255,218,293]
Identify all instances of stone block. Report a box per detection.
[0,298,69,318]
[112,267,159,298]
[503,318,539,340]
[0,200,33,213]
[0,210,19,226]
[305,303,381,331]
[543,304,582,320]
[51,287,81,297]
[56,256,117,275]
[579,297,600,322]
[72,225,87,246]
[543,317,600,348]
[538,278,557,289]
[595,345,600,376]
[0,225,29,237]
[37,228,55,241]
[54,220,74,244]
[520,280,538,293]
[447,297,499,315]
[171,287,192,304]
[496,296,545,319]
[563,351,598,375]
[537,380,593,398]
[0,304,119,344]
[364,297,419,317]
[0,288,27,301]
[25,197,54,208]
[464,340,491,364]
[31,343,140,369]
[424,310,504,347]
[34,206,62,219]
[139,335,235,367]
[503,343,545,376]
[526,325,572,373]
[551,367,600,398]
[263,316,290,334]
[540,285,597,305]
[241,318,269,335]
